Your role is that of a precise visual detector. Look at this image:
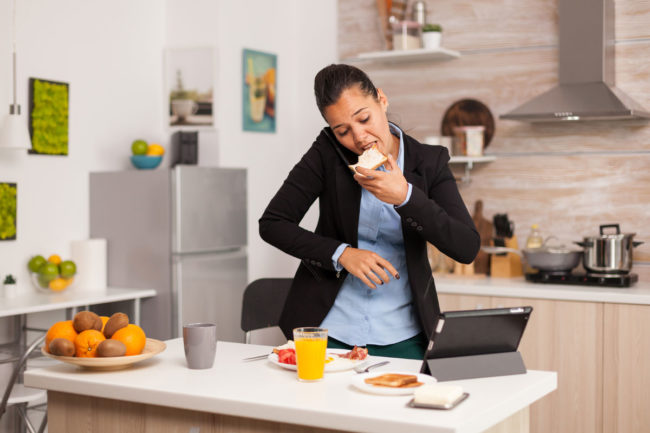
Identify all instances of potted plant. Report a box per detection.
[422,23,442,49]
[3,274,17,298]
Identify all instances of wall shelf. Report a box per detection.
[346,47,460,64]
[449,155,496,183]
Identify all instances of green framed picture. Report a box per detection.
[242,49,276,133]
[29,78,69,155]
[0,182,17,241]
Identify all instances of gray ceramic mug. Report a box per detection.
[183,323,217,369]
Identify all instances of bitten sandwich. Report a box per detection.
[348,145,388,173]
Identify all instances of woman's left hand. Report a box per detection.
[354,154,408,205]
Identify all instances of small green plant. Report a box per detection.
[422,24,442,32]
[3,274,16,285]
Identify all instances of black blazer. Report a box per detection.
[259,128,480,340]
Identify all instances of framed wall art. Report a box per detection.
[164,47,215,129]
[0,182,17,241]
[29,78,69,155]
[242,48,276,133]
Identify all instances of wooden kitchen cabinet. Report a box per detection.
[603,303,650,433]
[438,292,604,433]
[491,296,603,433]
[438,293,490,311]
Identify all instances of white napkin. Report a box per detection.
[413,384,464,406]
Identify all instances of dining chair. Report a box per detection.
[0,334,48,433]
[241,278,292,344]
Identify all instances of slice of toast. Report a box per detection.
[348,145,388,173]
[364,373,418,388]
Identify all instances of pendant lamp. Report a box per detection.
[0,0,31,150]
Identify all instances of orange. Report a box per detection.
[146,143,165,156]
[74,330,106,357]
[99,316,109,334]
[111,324,146,356]
[45,320,78,353]
[49,277,68,292]
[48,254,62,265]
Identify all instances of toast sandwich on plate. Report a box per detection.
[348,145,388,173]
[364,373,419,388]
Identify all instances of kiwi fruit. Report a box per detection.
[49,338,75,357]
[96,339,127,357]
[73,311,102,333]
[103,312,129,338]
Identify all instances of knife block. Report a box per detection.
[490,235,523,277]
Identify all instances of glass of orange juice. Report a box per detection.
[293,327,328,382]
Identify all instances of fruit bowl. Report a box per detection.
[41,338,166,370]
[130,155,162,170]
[31,272,74,294]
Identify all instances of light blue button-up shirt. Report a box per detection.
[320,124,420,346]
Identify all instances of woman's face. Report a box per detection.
[323,85,397,157]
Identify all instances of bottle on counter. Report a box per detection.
[525,224,544,249]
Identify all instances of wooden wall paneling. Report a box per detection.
[452,154,650,263]
[490,297,604,433]
[615,0,650,40]
[339,2,650,284]
[338,0,385,59]
[418,0,558,51]
[358,48,558,141]
[603,303,650,433]
[338,0,558,55]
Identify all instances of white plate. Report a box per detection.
[351,371,437,396]
[267,348,370,372]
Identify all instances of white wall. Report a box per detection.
[0,0,166,296]
[166,0,338,281]
[0,0,338,296]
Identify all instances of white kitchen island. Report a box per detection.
[25,339,556,433]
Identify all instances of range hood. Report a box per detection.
[500,0,650,122]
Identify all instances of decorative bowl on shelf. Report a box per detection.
[31,272,74,294]
[130,155,162,170]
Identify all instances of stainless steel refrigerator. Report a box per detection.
[89,166,247,342]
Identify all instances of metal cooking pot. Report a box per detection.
[575,224,644,274]
[522,246,582,272]
[481,245,583,273]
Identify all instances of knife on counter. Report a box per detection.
[242,353,271,361]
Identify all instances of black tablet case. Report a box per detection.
[420,306,532,381]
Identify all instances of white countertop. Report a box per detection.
[0,287,157,318]
[434,274,650,305]
[25,339,557,433]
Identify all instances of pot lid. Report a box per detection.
[584,224,636,240]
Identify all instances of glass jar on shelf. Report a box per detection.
[391,20,422,51]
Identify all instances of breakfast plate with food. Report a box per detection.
[351,371,437,396]
[268,341,371,373]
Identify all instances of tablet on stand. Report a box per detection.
[420,306,533,382]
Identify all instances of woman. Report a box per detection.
[259,64,479,359]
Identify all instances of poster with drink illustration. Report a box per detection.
[242,49,276,133]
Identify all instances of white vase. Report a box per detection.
[422,31,442,49]
[2,283,17,298]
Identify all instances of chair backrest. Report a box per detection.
[241,278,292,334]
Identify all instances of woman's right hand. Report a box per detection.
[338,247,399,289]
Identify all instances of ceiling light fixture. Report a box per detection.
[0,0,31,150]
